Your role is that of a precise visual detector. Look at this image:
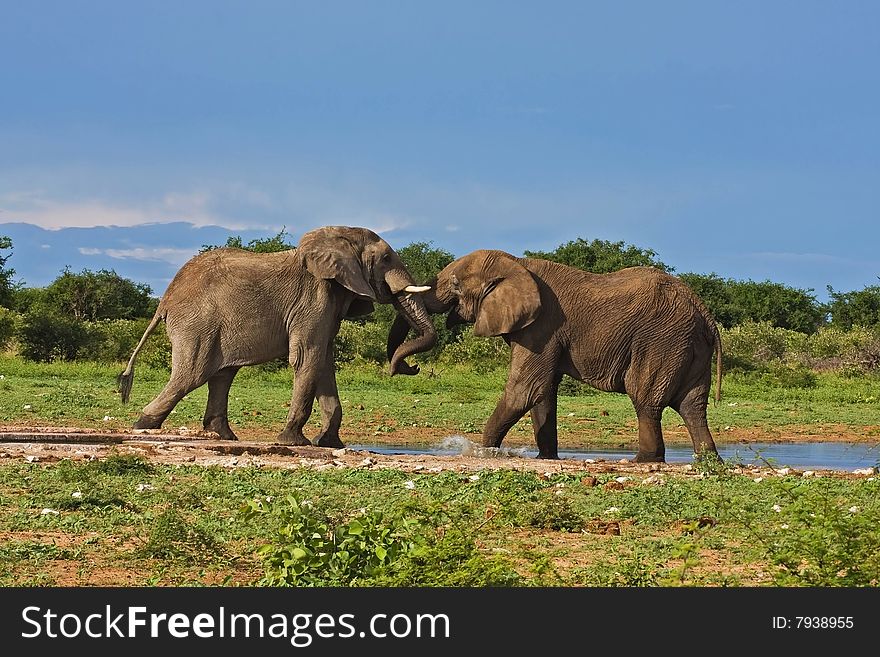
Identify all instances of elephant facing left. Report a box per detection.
[118,225,437,447]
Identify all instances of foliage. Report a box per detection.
[827,284,880,330]
[334,319,387,365]
[243,495,420,586]
[25,268,156,321]
[396,241,455,285]
[200,228,295,254]
[16,310,95,362]
[742,479,880,586]
[0,306,18,351]
[137,508,218,560]
[0,235,17,308]
[524,237,671,273]
[680,273,825,332]
[439,326,508,372]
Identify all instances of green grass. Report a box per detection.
[1,458,877,586]
[1,354,879,447]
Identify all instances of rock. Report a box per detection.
[603,480,625,491]
[358,457,375,468]
[642,473,665,486]
[331,448,347,457]
[775,467,792,475]
[853,467,878,475]
[614,476,631,483]
[802,470,815,478]
[580,476,598,488]
[40,508,59,515]
[24,455,39,463]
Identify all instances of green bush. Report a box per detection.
[16,311,95,362]
[334,319,388,366]
[440,327,508,373]
[243,495,420,586]
[750,480,880,586]
[0,307,19,351]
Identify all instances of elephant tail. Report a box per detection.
[714,325,722,405]
[117,306,165,404]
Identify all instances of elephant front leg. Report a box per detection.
[313,357,344,449]
[277,348,322,446]
[530,374,562,459]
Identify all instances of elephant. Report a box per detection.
[388,249,722,462]
[118,225,437,446]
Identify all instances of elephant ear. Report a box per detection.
[474,257,541,337]
[298,226,376,299]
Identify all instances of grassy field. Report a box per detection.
[1,355,879,447]
[1,355,879,587]
[1,454,878,587]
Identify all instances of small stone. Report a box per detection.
[331,448,347,457]
[136,483,155,492]
[71,491,82,498]
[802,470,815,478]
[359,457,375,467]
[614,476,631,484]
[581,476,598,487]
[25,455,39,463]
[468,474,480,482]
[40,508,59,516]
[775,467,792,475]
[404,480,416,490]
[603,480,625,491]
[853,467,878,475]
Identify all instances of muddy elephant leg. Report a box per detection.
[530,373,562,459]
[313,356,344,449]
[276,346,323,446]
[674,385,719,460]
[202,366,241,440]
[632,405,666,463]
[135,369,207,430]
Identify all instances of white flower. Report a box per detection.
[468,474,480,482]
[71,491,82,498]
[23,404,32,410]
[772,504,782,513]
[604,506,620,514]
[555,482,565,489]
[301,499,313,508]
[102,416,113,421]
[848,506,860,513]
[136,484,155,492]
[780,524,789,529]
[404,480,416,490]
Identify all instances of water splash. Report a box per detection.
[437,435,529,459]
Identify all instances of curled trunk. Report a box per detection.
[388,292,437,376]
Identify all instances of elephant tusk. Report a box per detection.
[404,285,431,293]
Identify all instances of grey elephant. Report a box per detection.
[119,226,437,446]
[388,249,722,462]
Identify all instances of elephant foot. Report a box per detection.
[536,452,559,460]
[315,433,345,449]
[276,429,312,446]
[203,416,239,441]
[133,414,164,430]
[634,451,666,463]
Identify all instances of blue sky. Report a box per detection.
[1,1,877,298]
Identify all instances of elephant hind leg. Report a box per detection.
[672,385,719,460]
[135,370,207,430]
[313,358,344,449]
[203,366,241,441]
[633,408,666,463]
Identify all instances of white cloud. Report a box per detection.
[79,246,196,266]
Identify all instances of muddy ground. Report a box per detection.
[0,424,873,479]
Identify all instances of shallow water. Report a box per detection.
[348,435,880,472]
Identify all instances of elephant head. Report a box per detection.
[387,250,542,371]
[297,226,437,373]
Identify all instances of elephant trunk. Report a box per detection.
[388,291,437,376]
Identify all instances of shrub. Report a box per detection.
[440,327,508,373]
[0,306,18,351]
[334,320,388,366]
[243,495,420,586]
[16,310,95,362]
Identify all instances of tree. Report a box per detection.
[680,273,825,333]
[201,228,295,254]
[0,235,17,308]
[524,237,672,273]
[41,268,155,321]
[827,284,880,329]
[396,241,455,284]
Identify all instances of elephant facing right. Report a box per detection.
[388,250,723,463]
